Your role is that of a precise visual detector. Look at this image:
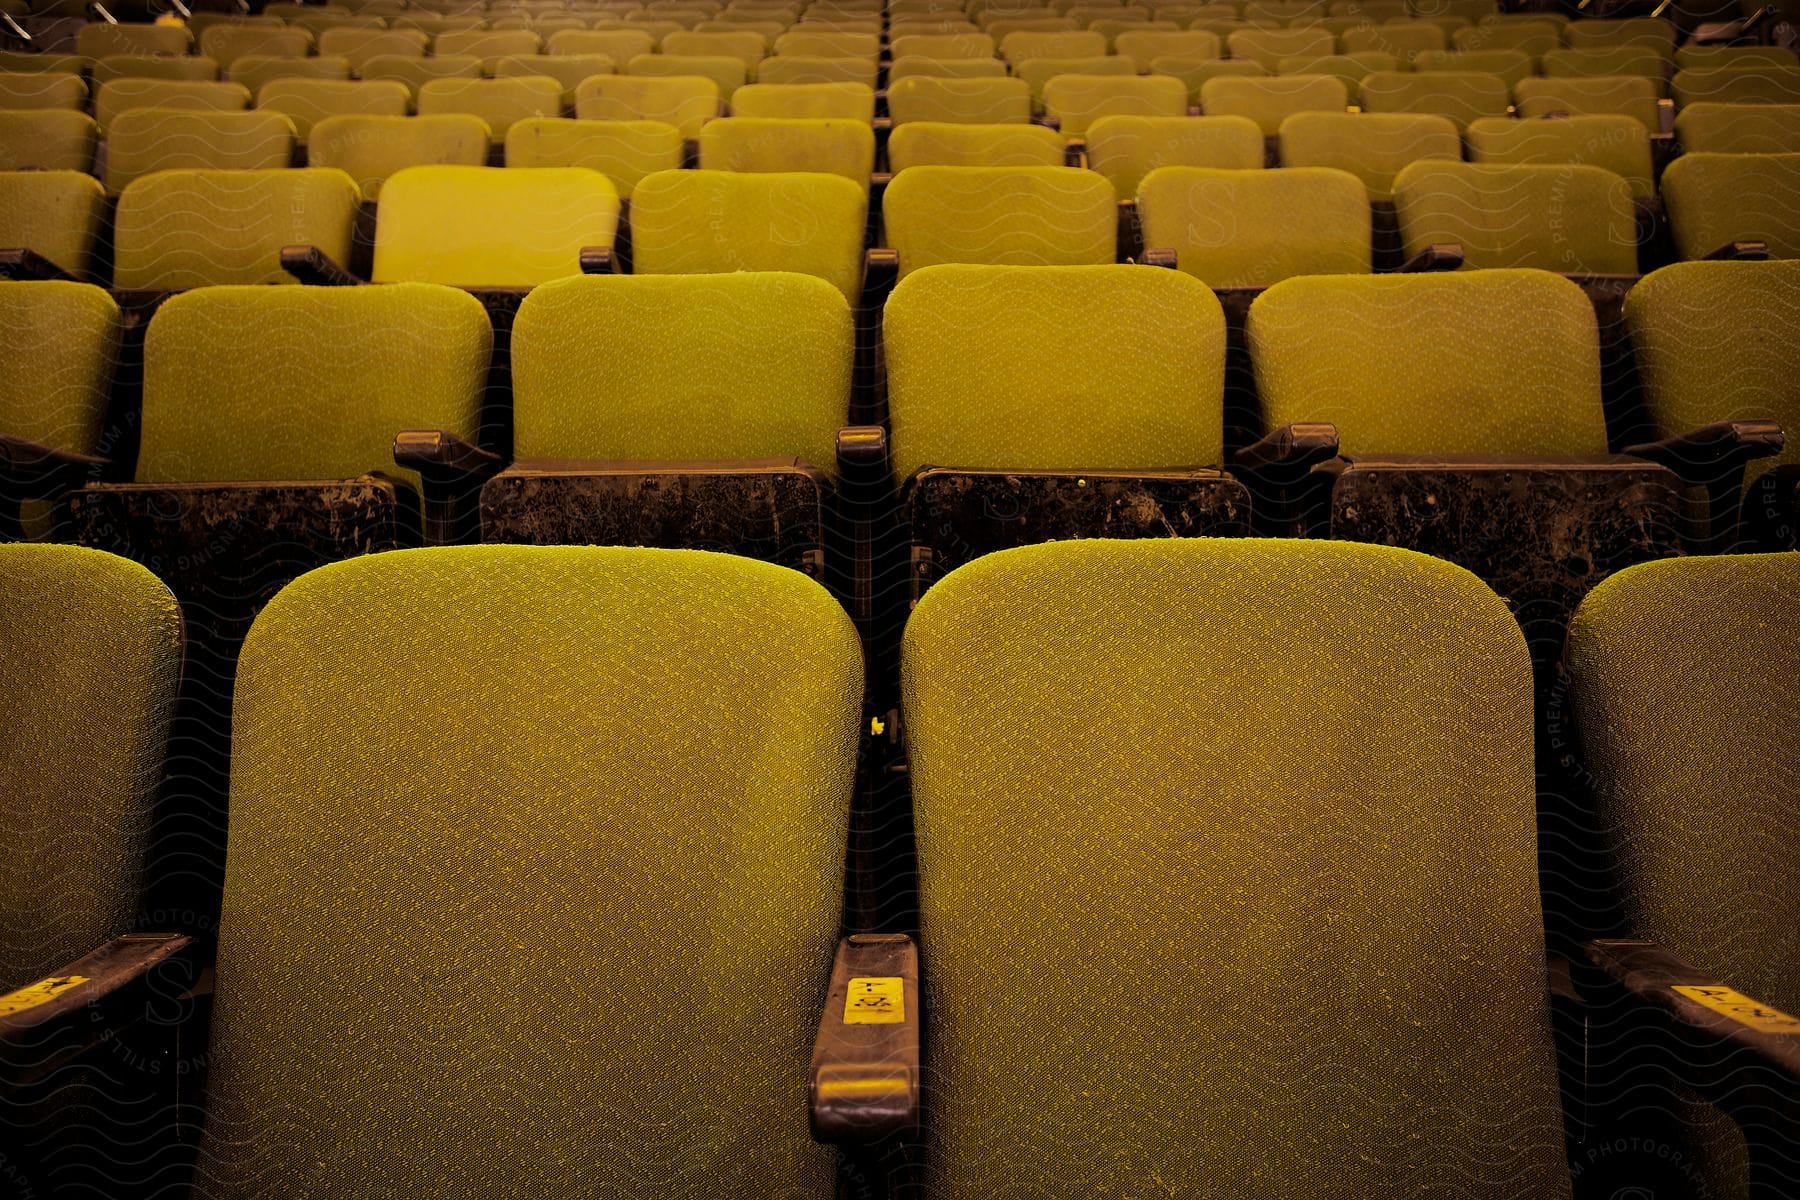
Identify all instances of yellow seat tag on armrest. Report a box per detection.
[845,976,905,1025]
[1672,985,1800,1034]
[0,975,90,1017]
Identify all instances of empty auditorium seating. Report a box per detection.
[1085,113,1263,195]
[899,537,1570,1194]
[575,73,722,137]
[1200,73,1347,136]
[1276,110,1460,202]
[505,117,684,195]
[882,166,1115,274]
[886,120,1068,169]
[0,543,180,987]
[360,52,484,93]
[698,117,875,184]
[113,168,361,291]
[1358,69,1510,127]
[1661,152,1800,260]
[229,54,353,101]
[628,169,868,302]
[628,52,748,101]
[418,75,563,144]
[182,544,860,1194]
[1671,63,1800,108]
[104,108,297,194]
[1465,115,1655,200]
[0,71,88,112]
[1676,102,1800,154]
[1042,74,1187,135]
[731,81,877,120]
[1513,74,1666,133]
[1138,164,1372,286]
[886,75,1032,124]
[1415,47,1533,87]
[0,170,107,279]
[308,113,490,201]
[1393,161,1639,274]
[94,53,221,85]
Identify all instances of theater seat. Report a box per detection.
[418,74,564,144]
[0,70,86,113]
[307,113,489,201]
[1624,259,1800,547]
[103,108,297,193]
[504,118,683,196]
[698,116,876,185]
[93,78,251,135]
[1513,74,1665,134]
[574,72,722,138]
[173,543,861,1196]
[1392,160,1639,274]
[1358,68,1510,128]
[731,81,877,121]
[1676,103,1800,154]
[1465,115,1655,200]
[1041,73,1187,135]
[883,263,1242,593]
[1085,113,1264,196]
[257,78,412,146]
[881,165,1115,275]
[0,170,106,280]
[1138,164,1371,287]
[886,120,1068,169]
[1566,552,1800,1200]
[1199,73,1347,137]
[1660,151,1800,261]
[886,75,1033,124]
[1671,64,1800,108]
[1275,110,1460,203]
[897,536,1571,1196]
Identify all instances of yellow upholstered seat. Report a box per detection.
[1357,68,1510,127]
[1199,73,1347,134]
[417,75,564,143]
[1465,114,1654,199]
[0,110,97,171]
[882,165,1116,275]
[1392,159,1638,274]
[505,117,683,196]
[575,73,721,137]
[104,108,298,193]
[1084,113,1264,193]
[0,280,119,464]
[1276,110,1460,200]
[887,74,1033,124]
[491,55,617,106]
[697,117,874,185]
[94,78,251,133]
[729,80,875,120]
[308,113,490,200]
[1513,74,1662,133]
[257,78,411,144]
[1041,73,1188,135]
[1671,64,1800,108]
[1660,151,1800,260]
[1675,102,1800,154]
[1138,163,1371,285]
[0,170,107,278]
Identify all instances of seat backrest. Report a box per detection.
[113,167,361,290]
[104,107,297,193]
[882,165,1116,276]
[0,108,97,172]
[1660,151,1800,261]
[890,31,997,59]
[628,168,867,302]
[887,74,1033,123]
[1413,47,1533,87]
[1085,112,1262,195]
[1226,25,1333,67]
[1342,19,1447,62]
[775,29,881,57]
[1041,72,1187,134]
[1139,163,1371,286]
[1513,73,1661,132]
[0,169,106,278]
[94,53,222,85]
[889,54,1011,81]
[1541,45,1671,87]
[754,55,879,86]
[136,282,488,486]
[258,78,411,144]
[512,271,851,470]
[194,544,860,1196]
[317,27,430,70]
[0,279,118,457]
[417,74,563,143]
[373,165,619,287]
[696,116,875,184]
[359,52,485,94]
[662,28,769,65]
[200,23,314,68]
[884,263,1224,482]
[1451,18,1559,56]
[1112,28,1219,68]
[1199,73,1347,134]
[1466,113,1653,198]
[1000,28,1107,59]
[1566,552,1800,1013]
[228,54,354,102]
[434,27,542,57]
[547,28,658,62]
[94,78,251,134]
[0,70,88,112]
[1012,54,1134,104]
[888,119,1067,169]
[1248,269,1608,455]
[729,80,876,120]
[1357,68,1509,127]
[489,55,618,106]
[307,113,488,200]
[1624,258,1800,479]
[0,544,182,989]
[505,117,683,197]
[1274,51,1398,102]
[628,51,749,100]
[1276,110,1460,199]
[901,536,1570,1196]
[1671,64,1800,108]
[1393,159,1639,273]
[76,21,191,59]
[1675,101,1800,154]
[575,72,722,136]
[1675,44,1797,71]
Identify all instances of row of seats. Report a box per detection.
[5,152,1796,290]
[5,260,1793,517]
[3,533,1794,1196]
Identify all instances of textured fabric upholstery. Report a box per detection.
[512,271,851,473]
[1661,152,1800,261]
[902,537,1571,1198]
[886,75,1032,123]
[882,165,1116,276]
[1542,47,1672,91]
[1000,29,1107,59]
[1513,74,1662,132]
[229,55,352,103]
[0,53,92,77]
[1086,113,1262,195]
[0,70,87,111]
[1150,54,1265,104]
[628,53,748,102]
[1672,65,1800,108]
[662,28,769,66]
[359,53,484,94]
[418,75,563,143]
[194,544,860,1197]
[0,280,117,456]
[1114,29,1220,69]
[491,55,617,106]
[1393,159,1639,273]
[548,29,657,63]
[1566,552,1800,1014]
[575,73,721,136]
[1415,47,1533,87]
[890,31,997,59]
[307,114,488,200]
[730,81,876,120]
[1564,17,1675,51]
[630,169,867,301]
[1274,52,1398,103]
[94,53,221,85]
[1041,73,1187,134]
[1451,19,1560,57]
[373,165,619,287]
[884,263,1224,482]
[1466,114,1654,198]
[887,120,1068,170]
[755,56,880,87]
[1248,269,1608,455]
[113,167,361,290]
[1624,259,1800,480]
[199,24,313,69]
[505,117,683,197]
[0,170,105,278]
[137,282,488,488]
[1227,25,1334,67]
[0,544,181,989]
[1276,110,1459,200]
[258,79,410,144]
[317,28,430,71]
[697,117,875,184]
[1012,55,1134,106]
[76,21,191,58]
[1676,102,1800,154]
[104,108,296,193]
[1139,164,1370,286]
[775,30,881,57]
[1342,19,1448,63]
[94,78,250,134]
[1675,45,1797,71]
[1358,68,1509,127]
[1200,73,1346,134]
[0,109,96,173]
